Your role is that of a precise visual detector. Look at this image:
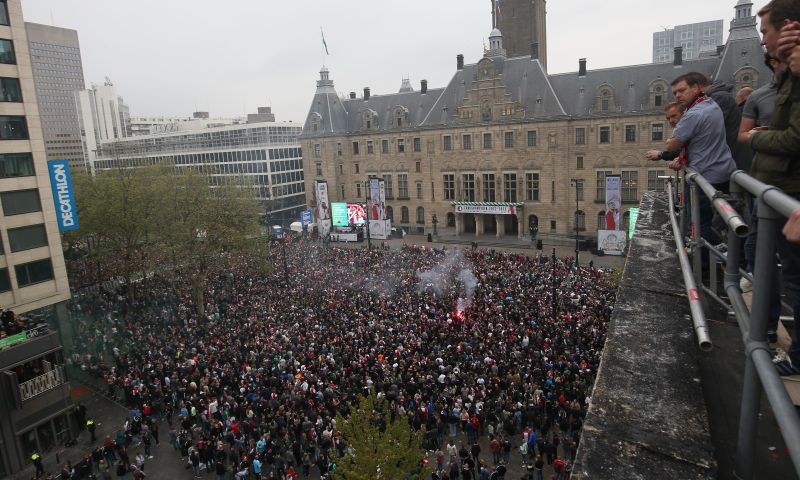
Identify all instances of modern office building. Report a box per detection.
[129,112,242,136]
[75,80,131,174]
[300,0,766,241]
[94,119,306,224]
[653,19,724,63]
[24,22,85,172]
[0,0,74,476]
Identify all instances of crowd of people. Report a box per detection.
[64,240,615,480]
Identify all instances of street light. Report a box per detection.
[432,214,438,236]
[570,179,580,269]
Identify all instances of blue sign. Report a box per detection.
[300,209,313,226]
[47,160,79,232]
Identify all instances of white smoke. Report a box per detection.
[416,250,479,311]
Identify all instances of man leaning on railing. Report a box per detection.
[743,0,800,375]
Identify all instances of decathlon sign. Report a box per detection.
[47,160,79,232]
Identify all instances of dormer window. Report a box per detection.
[392,105,409,129]
[596,85,615,113]
[361,109,378,131]
[309,112,322,133]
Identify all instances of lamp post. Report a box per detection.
[432,214,438,236]
[570,179,580,269]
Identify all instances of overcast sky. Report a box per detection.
[21,0,764,123]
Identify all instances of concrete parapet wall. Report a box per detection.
[571,192,716,479]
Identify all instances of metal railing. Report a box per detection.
[666,167,800,479]
[18,365,66,402]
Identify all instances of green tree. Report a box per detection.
[332,392,428,480]
[156,168,267,314]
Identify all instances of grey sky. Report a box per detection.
[21,0,762,123]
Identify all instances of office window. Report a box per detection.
[575,127,586,145]
[550,219,557,231]
[654,95,663,107]
[527,130,537,147]
[398,174,409,198]
[0,1,8,26]
[313,144,321,158]
[462,134,472,150]
[648,170,666,192]
[526,173,540,201]
[415,161,421,173]
[0,39,14,64]
[574,179,585,201]
[354,163,359,174]
[652,123,664,141]
[443,174,455,200]
[352,141,359,155]
[337,143,342,156]
[599,126,610,144]
[625,125,636,142]
[381,139,389,153]
[15,258,54,287]
[576,156,584,170]
[0,116,27,140]
[462,174,475,201]
[483,173,496,202]
[483,133,492,149]
[621,170,638,202]
[339,164,343,174]
[340,184,345,198]
[0,268,9,293]
[397,138,405,153]
[8,224,48,252]
[416,182,423,199]
[401,206,409,223]
[416,207,424,224]
[413,137,421,152]
[383,174,393,198]
[443,135,452,151]
[356,182,361,198]
[503,173,517,202]
[0,153,34,178]
[504,131,514,148]
[315,163,322,176]
[597,211,606,230]
[367,140,374,154]
[1,189,41,215]
[0,77,21,102]
[596,171,612,201]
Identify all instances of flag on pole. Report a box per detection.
[321,27,329,55]
[495,0,502,19]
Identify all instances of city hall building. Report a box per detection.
[300,0,767,241]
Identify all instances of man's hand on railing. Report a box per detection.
[645,150,661,160]
[784,208,800,244]
[668,159,683,171]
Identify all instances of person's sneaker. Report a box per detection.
[768,330,778,344]
[773,348,788,363]
[775,358,800,376]
[740,277,753,293]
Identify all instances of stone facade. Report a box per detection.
[300,1,768,242]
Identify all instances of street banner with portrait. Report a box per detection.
[598,229,626,256]
[314,180,331,236]
[370,178,384,220]
[604,175,621,230]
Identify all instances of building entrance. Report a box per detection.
[462,213,476,233]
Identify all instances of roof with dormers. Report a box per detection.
[302,3,770,136]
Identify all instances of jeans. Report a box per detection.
[749,200,783,333]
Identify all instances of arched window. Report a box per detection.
[416,207,425,224]
[528,214,539,229]
[597,211,606,230]
[386,206,394,222]
[622,210,631,234]
[576,210,586,231]
[401,206,409,223]
[447,212,455,227]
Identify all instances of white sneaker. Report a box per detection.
[740,277,753,293]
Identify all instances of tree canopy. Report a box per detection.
[332,392,428,480]
[65,166,268,311]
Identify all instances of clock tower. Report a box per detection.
[491,0,548,69]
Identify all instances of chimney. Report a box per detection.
[578,58,587,77]
[673,46,683,66]
[349,92,356,99]
[457,54,464,70]
[716,45,725,56]
[421,80,428,94]
[363,87,370,100]
[531,43,539,60]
